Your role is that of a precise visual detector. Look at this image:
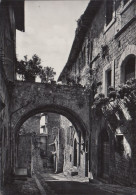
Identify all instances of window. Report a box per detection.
[121,54,136,83]
[103,62,114,96]
[106,0,114,26]
[125,55,135,82]
[107,70,112,92]
[105,69,112,96]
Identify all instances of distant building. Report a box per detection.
[17,113,65,175]
[61,116,87,177]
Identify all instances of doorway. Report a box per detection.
[98,129,110,179]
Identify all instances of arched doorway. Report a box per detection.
[98,128,110,179]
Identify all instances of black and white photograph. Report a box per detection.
[0,0,136,194]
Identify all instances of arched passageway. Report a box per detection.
[15,110,88,178]
[10,81,91,176]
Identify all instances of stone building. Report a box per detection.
[58,0,136,185]
[40,113,65,173]
[17,113,65,175]
[61,116,87,177]
[0,0,24,188]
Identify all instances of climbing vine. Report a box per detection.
[92,78,136,129]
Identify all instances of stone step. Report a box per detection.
[14,175,28,181]
[15,168,27,176]
[14,168,28,181]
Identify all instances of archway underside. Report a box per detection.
[14,104,88,139]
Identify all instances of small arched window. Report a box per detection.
[125,55,135,82]
[121,54,136,83]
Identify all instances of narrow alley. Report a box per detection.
[1,0,136,194]
[2,172,136,195]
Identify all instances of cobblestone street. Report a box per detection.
[1,177,40,195]
[1,173,136,195]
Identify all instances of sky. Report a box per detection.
[16,0,90,80]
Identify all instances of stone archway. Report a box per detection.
[10,81,91,172]
[13,104,88,138]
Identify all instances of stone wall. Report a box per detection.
[17,135,32,176]
[60,115,86,177]
[0,2,19,187]
[17,115,41,176]
[58,0,136,185]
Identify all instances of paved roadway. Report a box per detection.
[44,180,114,195]
[36,173,136,195]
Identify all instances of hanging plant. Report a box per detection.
[92,78,136,129]
[92,93,108,118]
[117,78,136,120]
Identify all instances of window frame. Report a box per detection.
[103,61,114,96]
[121,0,134,14]
[104,0,116,33]
[120,55,136,84]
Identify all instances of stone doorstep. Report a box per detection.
[14,168,28,181]
[13,175,28,181]
[14,168,27,176]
